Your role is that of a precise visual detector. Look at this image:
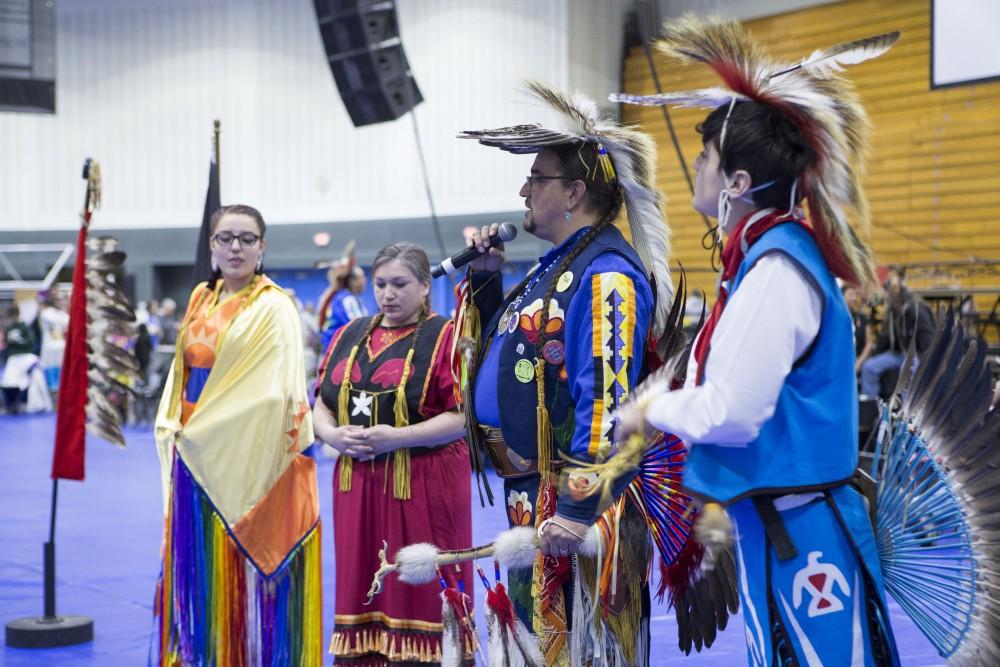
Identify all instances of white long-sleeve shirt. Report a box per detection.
[645,253,822,446]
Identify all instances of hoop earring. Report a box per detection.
[701,224,723,272]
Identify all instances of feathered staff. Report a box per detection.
[53,159,139,481]
[366,527,539,603]
[611,16,900,288]
[367,526,586,666]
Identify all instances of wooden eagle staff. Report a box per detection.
[6,159,139,649]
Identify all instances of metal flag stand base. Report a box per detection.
[5,616,94,649]
[5,480,94,648]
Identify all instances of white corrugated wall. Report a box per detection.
[1,0,634,232]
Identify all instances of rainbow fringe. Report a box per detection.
[155,456,322,666]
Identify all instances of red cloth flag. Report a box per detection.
[51,225,89,480]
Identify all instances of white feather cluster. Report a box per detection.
[493,527,539,569]
[395,542,441,584]
[578,525,603,557]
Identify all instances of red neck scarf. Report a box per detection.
[693,209,807,385]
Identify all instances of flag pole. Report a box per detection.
[193,121,223,285]
[43,479,58,619]
[213,119,221,187]
[5,161,98,649]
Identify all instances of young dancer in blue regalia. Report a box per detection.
[613,16,902,666]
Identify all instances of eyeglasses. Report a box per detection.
[525,175,575,189]
[211,232,260,248]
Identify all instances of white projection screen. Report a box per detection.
[932,0,1000,88]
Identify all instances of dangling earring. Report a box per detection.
[210,256,218,272]
[716,189,732,235]
[784,178,799,219]
[256,255,263,272]
[564,210,572,226]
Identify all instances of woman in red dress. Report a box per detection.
[313,242,473,666]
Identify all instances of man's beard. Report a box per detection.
[523,210,535,233]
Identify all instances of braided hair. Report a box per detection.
[519,142,625,472]
[336,242,432,499]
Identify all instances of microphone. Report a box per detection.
[431,223,517,278]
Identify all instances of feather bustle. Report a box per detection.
[873,315,1000,660]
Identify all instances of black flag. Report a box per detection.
[193,136,221,286]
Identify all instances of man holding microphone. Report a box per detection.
[454,82,671,666]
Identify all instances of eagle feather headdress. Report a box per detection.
[612,16,900,287]
[459,81,674,341]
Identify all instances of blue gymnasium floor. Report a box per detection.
[1,413,943,666]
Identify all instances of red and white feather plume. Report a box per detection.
[611,16,900,288]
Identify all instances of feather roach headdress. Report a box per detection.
[459,81,674,340]
[612,16,900,287]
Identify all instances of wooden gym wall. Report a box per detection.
[621,0,1000,312]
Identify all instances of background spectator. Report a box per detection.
[860,269,935,398]
[843,284,874,376]
[159,298,179,346]
[146,300,163,348]
[1,305,40,414]
[38,290,70,394]
[134,323,153,382]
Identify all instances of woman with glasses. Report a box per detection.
[313,242,472,666]
[153,204,323,665]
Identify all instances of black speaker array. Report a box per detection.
[313,0,423,127]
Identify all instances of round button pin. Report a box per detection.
[508,311,520,334]
[541,339,565,365]
[514,358,535,383]
[498,304,514,334]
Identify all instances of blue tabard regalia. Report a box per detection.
[686,223,899,667]
[470,223,653,629]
